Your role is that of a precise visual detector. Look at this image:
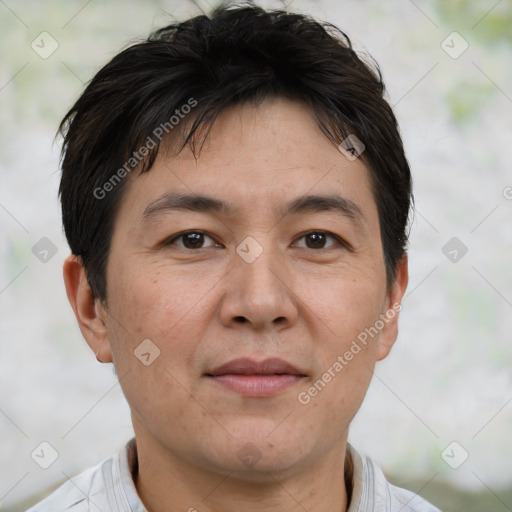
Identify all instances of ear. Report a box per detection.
[63,254,113,363]
[376,255,409,361]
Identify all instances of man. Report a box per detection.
[28,2,441,511]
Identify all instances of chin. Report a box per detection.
[205,435,312,482]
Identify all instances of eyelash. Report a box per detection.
[163,230,350,251]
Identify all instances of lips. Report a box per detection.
[206,357,306,377]
[205,357,307,397]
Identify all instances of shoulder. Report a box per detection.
[384,476,442,512]
[26,454,119,512]
[347,445,442,512]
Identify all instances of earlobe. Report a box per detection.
[63,254,113,363]
[376,255,409,361]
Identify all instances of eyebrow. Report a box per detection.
[141,192,365,225]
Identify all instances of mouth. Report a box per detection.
[205,357,307,397]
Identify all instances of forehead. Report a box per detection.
[117,98,378,228]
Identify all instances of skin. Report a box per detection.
[63,97,408,512]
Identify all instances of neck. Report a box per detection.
[130,435,352,512]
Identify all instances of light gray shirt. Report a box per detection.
[26,439,441,511]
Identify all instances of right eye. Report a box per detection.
[163,231,219,250]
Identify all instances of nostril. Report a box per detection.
[234,316,247,323]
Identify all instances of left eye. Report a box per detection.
[165,231,217,250]
[294,231,341,250]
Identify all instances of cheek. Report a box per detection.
[106,258,234,387]
[299,272,384,398]
[303,267,384,338]
[104,265,210,424]
[110,260,205,332]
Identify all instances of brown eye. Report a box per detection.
[166,231,217,250]
[295,231,342,250]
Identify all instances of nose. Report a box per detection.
[218,238,299,331]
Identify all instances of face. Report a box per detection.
[85,97,407,480]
